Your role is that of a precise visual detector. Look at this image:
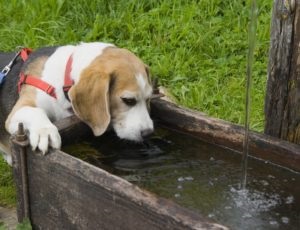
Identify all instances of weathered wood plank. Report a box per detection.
[17,146,226,230]
[282,1,300,143]
[54,115,93,145]
[151,99,300,172]
[265,0,300,144]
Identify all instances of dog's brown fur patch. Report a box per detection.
[68,67,111,136]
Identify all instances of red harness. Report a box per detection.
[18,48,74,100]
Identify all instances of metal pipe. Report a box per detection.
[16,123,30,221]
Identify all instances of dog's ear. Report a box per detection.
[68,70,111,136]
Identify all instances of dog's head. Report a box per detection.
[68,47,153,142]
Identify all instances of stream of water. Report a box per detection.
[240,0,258,190]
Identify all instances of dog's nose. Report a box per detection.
[141,128,153,139]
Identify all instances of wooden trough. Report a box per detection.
[11,98,300,229]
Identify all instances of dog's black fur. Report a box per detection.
[0,47,58,151]
[0,52,22,145]
[0,53,21,116]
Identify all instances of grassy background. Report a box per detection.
[0,157,15,206]
[0,0,272,206]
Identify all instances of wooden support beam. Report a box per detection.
[265,0,300,144]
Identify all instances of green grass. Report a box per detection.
[0,0,272,206]
[0,0,272,130]
[0,157,16,206]
[16,219,32,230]
[0,218,32,230]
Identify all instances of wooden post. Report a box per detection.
[265,0,300,144]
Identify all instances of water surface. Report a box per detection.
[63,128,300,230]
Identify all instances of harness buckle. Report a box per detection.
[1,66,11,75]
[46,86,57,99]
[0,50,22,85]
[0,66,12,84]
[0,63,12,84]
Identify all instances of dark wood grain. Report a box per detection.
[265,0,300,144]
[281,1,300,143]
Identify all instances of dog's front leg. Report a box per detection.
[6,106,61,154]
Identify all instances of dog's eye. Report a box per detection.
[121,97,137,106]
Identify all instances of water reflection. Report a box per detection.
[63,128,300,229]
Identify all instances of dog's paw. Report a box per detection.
[28,125,61,155]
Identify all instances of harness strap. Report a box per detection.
[20,48,33,61]
[0,49,30,85]
[63,55,74,100]
[18,73,57,99]
[18,48,74,100]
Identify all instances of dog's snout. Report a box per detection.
[141,128,153,139]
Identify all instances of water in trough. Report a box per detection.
[63,127,300,230]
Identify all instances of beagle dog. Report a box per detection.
[0,42,154,165]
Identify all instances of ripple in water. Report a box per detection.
[230,187,281,213]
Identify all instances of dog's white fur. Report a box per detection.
[113,73,153,141]
[3,42,153,164]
